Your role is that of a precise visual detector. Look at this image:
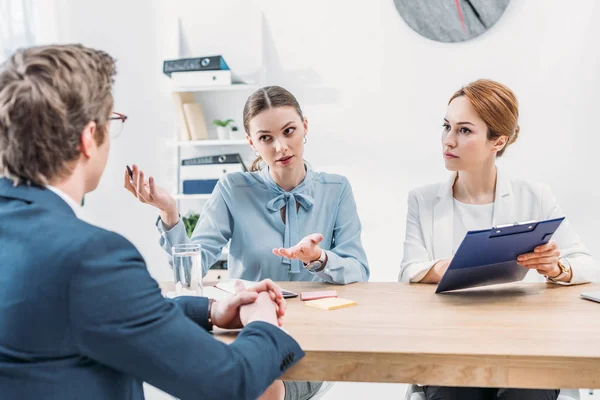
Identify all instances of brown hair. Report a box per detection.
[0,44,116,185]
[449,79,519,157]
[242,86,304,171]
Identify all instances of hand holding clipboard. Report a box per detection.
[516,240,565,280]
[436,218,565,293]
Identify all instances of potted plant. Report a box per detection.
[182,211,201,238]
[212,119,235,140]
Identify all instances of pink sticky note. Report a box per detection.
[300,290,338,301]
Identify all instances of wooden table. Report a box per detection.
[165,281,600,389]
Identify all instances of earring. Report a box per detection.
[303,137,307,144]
[255,150,260,157]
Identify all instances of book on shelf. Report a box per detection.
[163,55,230,77]
[172,92,193,141]
[182,103,209,140]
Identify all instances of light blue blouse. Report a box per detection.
[156,166,369,284]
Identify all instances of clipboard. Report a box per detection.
[435,217,565,293]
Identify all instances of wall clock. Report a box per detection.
[393,0,511,43]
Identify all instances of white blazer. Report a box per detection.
[399,169,598,284]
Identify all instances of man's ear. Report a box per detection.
[80,121,97,158]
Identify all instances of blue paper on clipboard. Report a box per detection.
[436,217,565,293]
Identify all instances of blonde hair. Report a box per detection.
[0,44,116,185]
[449,79,519,157]
[242,86,304,171]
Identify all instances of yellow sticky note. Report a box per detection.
[305,297,356,310]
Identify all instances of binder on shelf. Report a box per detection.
[181,153,247,169]
[182,103,209,140]
[163,55,230,77]
[171,70,244,87]
[180,153,247,195]
[182,179,219,195]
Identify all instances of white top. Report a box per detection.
[399,169,598,285]
[46,185,82,219]
[452,199,494,253]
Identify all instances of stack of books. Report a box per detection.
[180,153,247,195]
[171,92,208,141]
[164,55,244,88]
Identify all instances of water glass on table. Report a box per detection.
[172,244,203,296]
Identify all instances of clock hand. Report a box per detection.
[455,0,466,31]
[464,0,488,29]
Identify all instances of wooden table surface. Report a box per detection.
[163,281,600,389]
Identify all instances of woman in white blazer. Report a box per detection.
[399,79,597,400]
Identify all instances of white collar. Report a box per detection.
[45,185,83,218]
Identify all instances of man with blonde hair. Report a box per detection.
[0,44,303,400]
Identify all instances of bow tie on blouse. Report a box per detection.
[262,168,314,273]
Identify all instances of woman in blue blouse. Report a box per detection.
[125,86,369,400]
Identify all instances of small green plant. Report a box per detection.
[182,212,200,238]
[212,119,235,127]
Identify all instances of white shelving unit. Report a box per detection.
[173,84,254,209]
[173,84,259,93]
[175,139,247,148]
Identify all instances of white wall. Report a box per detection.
[49,0,600,285]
